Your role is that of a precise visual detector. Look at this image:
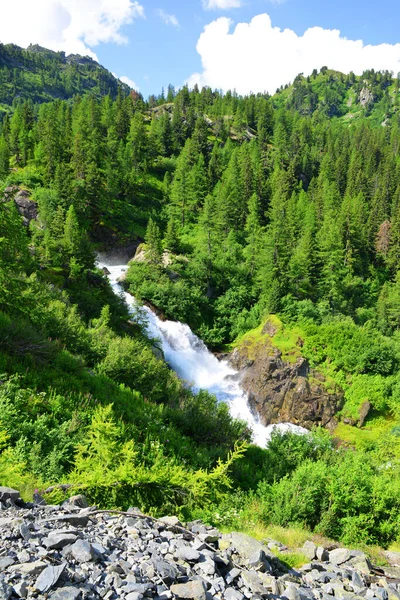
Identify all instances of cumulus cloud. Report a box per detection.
[113,74,138,89]
[156,9,179,28]
[0,0,145,59]
[202,0,242,10]
[188,14,400,94]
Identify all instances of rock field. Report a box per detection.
[1,487,400,600]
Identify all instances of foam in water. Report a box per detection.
[99,261,308,447]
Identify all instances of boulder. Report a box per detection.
[170,581,207,600]
[34,563,66,593]
[0,488,21,503]
[303,541,317,561]
[228,333,343,430]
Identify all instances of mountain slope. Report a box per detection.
[0,42,132,113]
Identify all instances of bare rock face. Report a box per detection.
[359,86,374,107]
[229,327,343,431]
[3,186,38,226]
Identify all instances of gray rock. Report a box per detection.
[303,542,317,561]
[49,587,82,600]
[0,558,15,571]
[248,549,272,573]
[240,571,265,595]
[175,547,201,562]
[316,547,329,562]
[12,581,28,599]
[70,539,95,563]
[160,516,182,529]
[0,488,20,503]
[170,581,207,600]
[43,533,78,549]
[329,548,351,566]
[126,593,143,600]
[225,588,245,600]
[9,560,47,575]
[225,568,241,585]
[64,495,88,509]
[34,562,66,592]
[48,514,89,528]
[19,523,32,541]
[285,584,302,600]
[0,579,12,600]
[152,559,178,582]
[384,552,400,567]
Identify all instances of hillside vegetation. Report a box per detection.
[1,57,400,547]
[0,42,131,116]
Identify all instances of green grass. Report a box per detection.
[334,415,395,448]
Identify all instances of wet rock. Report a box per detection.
[228,331,343,430]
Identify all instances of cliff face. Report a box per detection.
[228,319,344,431]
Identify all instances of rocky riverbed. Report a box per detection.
[0,487,400,600]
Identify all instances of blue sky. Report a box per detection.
[1,0,400,97]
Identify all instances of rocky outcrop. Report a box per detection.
[229,324,343,431]
[0,490,398,600]
[359,87,374,107]
[2,186,38,226]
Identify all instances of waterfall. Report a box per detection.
[98,259,307,447]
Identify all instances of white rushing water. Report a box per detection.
[98,259,307,447]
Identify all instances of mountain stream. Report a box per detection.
[98,257,307,447]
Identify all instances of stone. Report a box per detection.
[12,581,28,599]
[0,558,15,571]
[70,539,96,563]
[43,532,78,549]
[49,587,82,600]
[126,593,143,600]
[19,523,32,541]
[48,514,89,528]
[285,584,302,600]
[228,339,343,430]
[316,547,329,562]
[160,516,182,529]
[170,581,207,600]
[175,547,201,563]
[248,549,272,573]
[64,495,89,509]
[329,548,351,566]
[9,560,47,575]
[34,563,66,593]
[240,571,265,595]
[303,541,317,561]
[152,559,178,582]
[385,552,400,567]
[225,588,245,600]
[0,488,20,503]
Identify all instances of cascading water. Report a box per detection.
[98,257,307,447]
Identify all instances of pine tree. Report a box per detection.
[0,136,10,180]
[145,218,162,264]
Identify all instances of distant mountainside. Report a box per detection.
[273,67,399,126]
[0,42,132,113]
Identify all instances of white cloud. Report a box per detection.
[156,9,180,28]
[202,0,242,10]
[0,0,145,59]
[119,75,139,89]
[188,14,400,94]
